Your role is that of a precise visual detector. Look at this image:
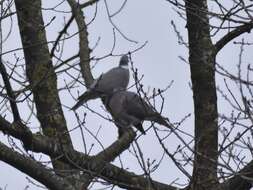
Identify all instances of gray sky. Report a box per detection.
[0,0,252,189]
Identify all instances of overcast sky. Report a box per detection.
[0,0,252,189]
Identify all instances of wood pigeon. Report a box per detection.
[72,55,129,110]
[104,91,169,136]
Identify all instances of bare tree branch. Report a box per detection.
[50,16,74,58]
[0,60,21,121]
[0,142,75,190]
[215,22,253,54]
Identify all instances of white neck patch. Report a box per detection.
[120,65,128,70]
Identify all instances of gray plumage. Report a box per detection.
[104,91,169,135]
[72,55,129,110]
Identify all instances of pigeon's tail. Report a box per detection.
[149,112,170,128]
[71,91,99,110]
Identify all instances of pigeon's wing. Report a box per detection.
[95,68,129,94]
[123,92,169,127]
[123,92,154,119]
[86,67,129,95]
[107,91,149,121]
[89,73,104,90]
[107,91,127,117]
[107,92,133,121]
[107,91,147,134]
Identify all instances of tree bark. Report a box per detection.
[14,0,85,188]
[0,142,75,190]
[0,116,178,190]
[185,1,218,189]
[67,0,94,86]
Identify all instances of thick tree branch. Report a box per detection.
[0,116,177,190]
[14,0,72,144]
[0,142,75,190]
[215,22,253,54]
[216,161,253,190]
[85,129,136,186]
[67,0,94,86]
[13,0,85,188]
[95,128,135,163]
[185,1,218,189]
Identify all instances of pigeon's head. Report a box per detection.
[119,55,129,69]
